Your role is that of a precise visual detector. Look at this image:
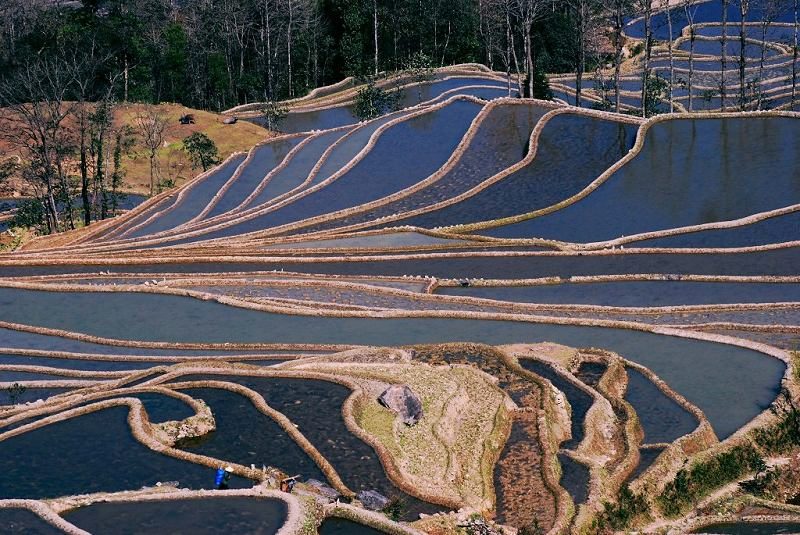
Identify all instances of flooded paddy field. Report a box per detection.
[692,522,800,534]
[0,508,63,534]
[0,406,246,499]
[2,64,798,535]
[437,280,800,307]
[478,118,800,242]
[63,496,288,534]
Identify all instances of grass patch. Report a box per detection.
[753,388,800,455]
[115,103,269,194]
[354,397,402,459]
[311,362,507,508]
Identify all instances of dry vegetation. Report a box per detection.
[114,104,269,193]
[0,102,269,198]
[297,360,511,511]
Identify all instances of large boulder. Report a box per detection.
[305,479,339,501]
[358,489,390,511]
[378,384,423,426]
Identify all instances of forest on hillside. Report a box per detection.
[0,0,587,111]
[0,0,797,236]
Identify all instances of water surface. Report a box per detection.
[558,453,590,505]
[407,114,637,230]
[438,281,800,307]
[0,287,783,437]
[519,359,593,449]
[64,496,287,534]
[0,406,246,499]
[319,517,386,535]
[176,387,325,482]
[482,118,800,242]
[692,522,800,534]
[625,368,698,443]
[0,508,62,534]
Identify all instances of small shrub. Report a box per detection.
[381,496,405,521]
[657,445,764,517]
[597,483,649,530]
[739,466,781,497]
[519,518,544,535]
[753,388,800,454]
[643,71,669,117]
[260,100,289,131]
[183,132,220,171]
[353,81,401,122]
[5,382,27,404]
[10,199,47,231]
[525,68,553,100]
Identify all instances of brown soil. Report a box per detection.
[494,408,556,530]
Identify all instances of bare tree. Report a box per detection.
[134,107,169,197]
[478,0,495,69]
[89,99,116,220]
[373,0,380,75]
[662,0,675,112]
[755,0,784,109]
[638,0,654,117]
[515,0,546,98]
[66,47,118,226]
[0,56,76,233]
[738,0,749,109]
[566,0,597,107]
[793,0,799,108]
[255,0,275,100]
[604,0,630,112]
[684,0,698,111]
[287,0,295,97]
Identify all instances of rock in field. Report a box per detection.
[378,384,423,425]
[306,479,340,501]
[358,489,390,511]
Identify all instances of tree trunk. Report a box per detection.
[739,1,747,109]
[95,130,106,220]
[287,0,293,98]
[124,56,129,102]
[506,9,513,96]
[149,152,156,197]
[525,21,533,98]
[686,1,695,111]
[665,0,674,112]
[46,180,59,232]
[510,20,522,89]
[80,106,91,227]
[720,0,728,110]
[266,0,273,99]
[373,0,379,75]
[614,4,623,113]
[793,0,799,108]
[757,6,773,110]
[441,20,451,66]
[641,0,652,117]
[575,0,586,107]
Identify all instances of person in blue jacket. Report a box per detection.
[214,466,233,489]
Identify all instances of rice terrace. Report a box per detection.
[0,0,799,534]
